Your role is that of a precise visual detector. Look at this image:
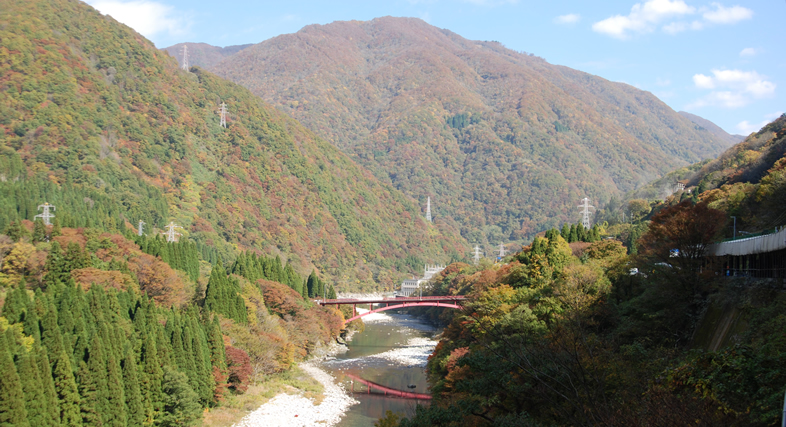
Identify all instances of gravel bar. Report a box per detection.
[233,362,358,427]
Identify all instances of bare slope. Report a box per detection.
[191,17,729,242]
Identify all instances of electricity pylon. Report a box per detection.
[218,102,227,128]
[426,197,432,222]
[162,222,183,242]
[34,202,56,225]
[577,197,595,230]
[138,220,145,236]
[181,44,189,71]
[473,245,483,265]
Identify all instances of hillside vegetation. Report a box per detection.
[602,114,786,239]
[388,116,786,425]
[164,43,252,70]
[195,17,730,244]
[0,1,468,290]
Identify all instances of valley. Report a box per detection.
[1,0,784,426]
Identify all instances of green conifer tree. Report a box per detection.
[307,270,318,298]
[18,350,49,427]
[33,218,47,243]
[3,220,27,241]
[1,278,30,324]
[560,223,571,241]
[103,354,127,427]
[36,348,61,427]
[159,367,202,427]
[76,361,100,426]
[51,217,61,237]
[0,335,29,427]
[122,349,145,427]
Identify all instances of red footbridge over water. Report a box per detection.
[345,373,431,400]
[317,296,467,324]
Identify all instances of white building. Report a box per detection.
[400,264,446,296]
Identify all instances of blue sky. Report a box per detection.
[83,0,783,136]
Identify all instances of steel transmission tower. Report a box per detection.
[218,102,227,128]
[34,202,56,225]
[162,222,183,243]
[473,245,483,265]
[425,197,432,222]
[138,220,145,236]
[577,197,595,230]
[181,44,189,70]
[498,243,506,259]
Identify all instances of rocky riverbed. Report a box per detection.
[232,362,358,427]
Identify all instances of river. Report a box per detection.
[321,309,440,426]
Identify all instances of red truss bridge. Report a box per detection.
[346,373,431,400]
[317,295,467,324]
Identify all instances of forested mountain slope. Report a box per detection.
[679,111,745,147]
[191,17,730,243]
[0,1,467,288]
[163,43,252,70]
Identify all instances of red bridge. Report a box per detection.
[317,296,467,324]
[346,373,431,400]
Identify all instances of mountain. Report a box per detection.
[686,114,786,232]
[611,113,786,234]
[679,111,745,147]
[164,42,253,69]
[0,0,467,289]
[178,17,731,243]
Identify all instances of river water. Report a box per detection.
[321,310,440,426]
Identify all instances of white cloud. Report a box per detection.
[592,0,695,39]
[86,0,189,38]
[656,77,671,86]
[740,47,759,57]
[555,14,581,24]
[736,112,783,134]
[593,1,753,39]
[703,3,753,24]
[690,69,776,108]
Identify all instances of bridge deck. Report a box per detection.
[317,295,466,305]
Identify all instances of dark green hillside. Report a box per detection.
[0,0,467,288]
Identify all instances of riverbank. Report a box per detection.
[232,361,358,427]
[217,307,438,427]
[217,316,364,427]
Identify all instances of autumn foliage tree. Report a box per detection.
[638,200,726,296]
